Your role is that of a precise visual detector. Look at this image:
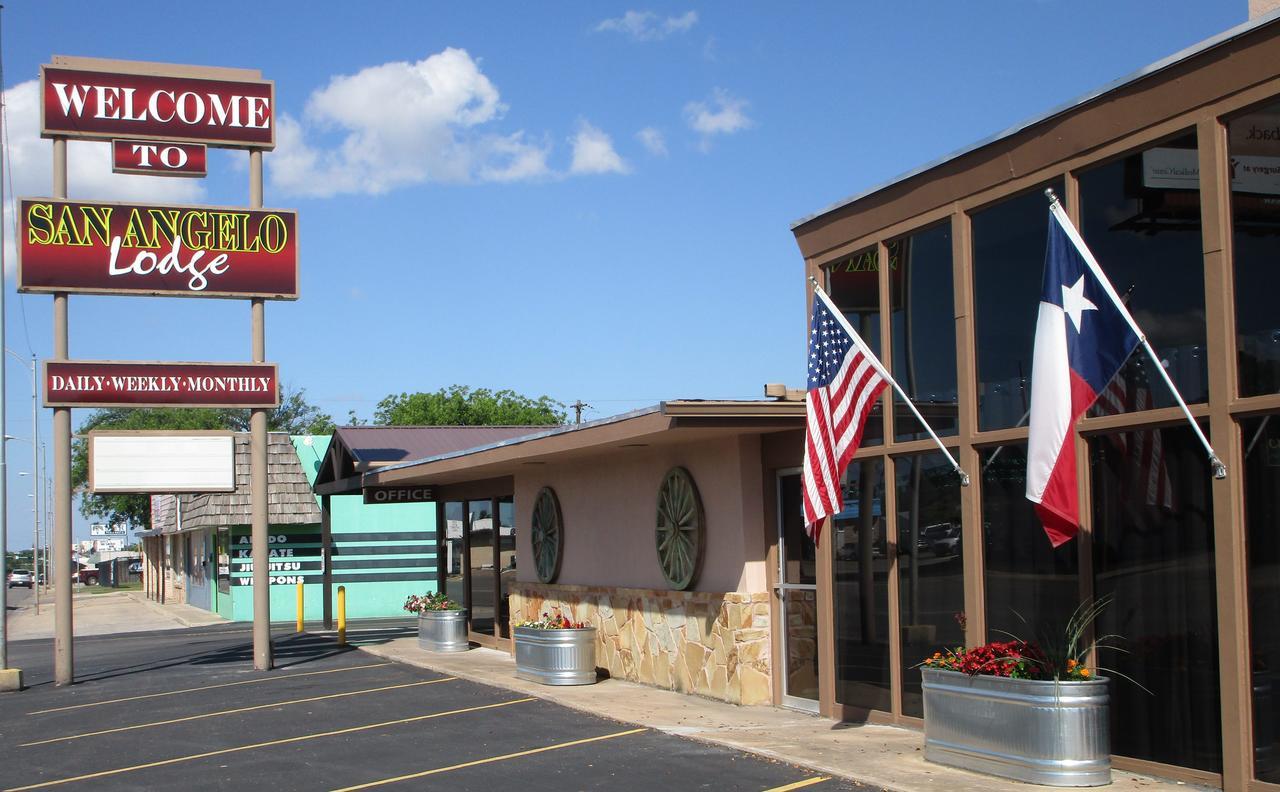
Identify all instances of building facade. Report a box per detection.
[790,14,1280,789]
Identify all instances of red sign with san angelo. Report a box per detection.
[18,198,298,299]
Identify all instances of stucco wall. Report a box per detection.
[514,434,768,593]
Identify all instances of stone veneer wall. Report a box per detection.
[510,582,773,705]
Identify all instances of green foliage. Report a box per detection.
[72,385,334,527]
[373,385,566,427]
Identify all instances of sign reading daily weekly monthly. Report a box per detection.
[18,198,298,299]
[42,62,274,148]
[45,361,279,408]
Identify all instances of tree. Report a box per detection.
[373,385,566,426]
[71,385,334,526]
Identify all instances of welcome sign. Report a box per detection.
[18,198,298,299]
[42,60,274,148]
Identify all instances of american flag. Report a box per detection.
[1096,365,1174,511]
[802,292,888,542]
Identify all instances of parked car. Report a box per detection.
[127,561,142,575]
[76,567,99,585]
[915,522,954,553]
[931,525,963,557]
[7,569,33,588]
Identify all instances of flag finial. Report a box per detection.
[1044,187,1061,207]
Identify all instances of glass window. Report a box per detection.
[973,180,1065,431]
[1243,414,1280,782]
[1079,132,1208,415]
[443,501,465,613]
[896,451,963,718]
[1090,424,1220,771]
[468,499,495,636]
[980,444,1080,643]
[780,473,816,585]
[832,458,890,712]
[891,224,958,442]
[825,246,884,447]
[498,496,516,639]
[1229,101,1280,397]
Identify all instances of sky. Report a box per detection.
[0,0,1248,549]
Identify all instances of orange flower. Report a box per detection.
[1066,658,1077,668]
[1080,668,1091,678]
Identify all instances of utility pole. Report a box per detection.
[570,400,591,425]
[0,0,17,690]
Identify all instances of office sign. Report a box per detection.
[45,361,279,408]
[18,198,299,299]
[112,139,207,177]
[42,60,274,148]
[363,485,435,505]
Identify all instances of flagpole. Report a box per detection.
[1043,189,1226,480]
[807,276,970,487]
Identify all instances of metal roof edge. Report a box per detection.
[368,405,664,477]
[789,10,1280,232]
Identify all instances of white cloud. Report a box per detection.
[270,48,558,197]
[570,121,629,175]
[684,88,752,146]
[636,127,667,157]
[1,79,205,274]
[595,10,698,41]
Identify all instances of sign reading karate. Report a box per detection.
[45,361,279,408]
[18,198,298,299]
[42,62,274,148]
[112,139,207,177]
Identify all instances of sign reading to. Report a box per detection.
[46,361,279,408]
[112,139,207,177]
[363,485,435,505]
[18,198,299,299]
[42,64,274,148]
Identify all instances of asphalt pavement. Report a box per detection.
[0,625,867,791]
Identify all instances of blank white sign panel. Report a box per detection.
[90,434,235,493]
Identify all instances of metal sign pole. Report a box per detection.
[249,150,271,671]
[52,137,73,686]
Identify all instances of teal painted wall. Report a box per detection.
[213,436,438,622]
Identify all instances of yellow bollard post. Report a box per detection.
[296,582,305,633]
[337,585,346,646]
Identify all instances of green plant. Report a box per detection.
[403,592,461,614]
[515,610,588,629]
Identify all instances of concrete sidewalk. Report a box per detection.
[7,588,227,640]
[355,636,1206,792]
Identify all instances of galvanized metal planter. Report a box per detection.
[513,626,598,685]
[922,668,1111,787]
[417,610,469,653]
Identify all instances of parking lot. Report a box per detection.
[0,625,868,791]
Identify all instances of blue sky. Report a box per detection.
[0,0,1247,546]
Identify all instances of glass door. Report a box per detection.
[777,470,820,712]
[467,499,496,636]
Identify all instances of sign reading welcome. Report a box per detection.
[42,63,274,148]
[45,361,279,408]
[18,198,298,299]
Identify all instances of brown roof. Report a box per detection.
[179,432,321,529]
[313,425,555,494]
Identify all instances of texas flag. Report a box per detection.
[1026,209,1139,546]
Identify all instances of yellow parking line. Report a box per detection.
[3,697,536,791]
[27,662,394,715]
[761,777,831,791]
[21,677,456,746]
[330,727,648,791]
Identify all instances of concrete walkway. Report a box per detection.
[356,636,1210,792]
[7,588,227,640]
